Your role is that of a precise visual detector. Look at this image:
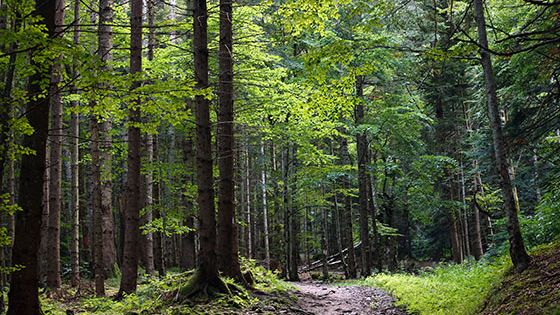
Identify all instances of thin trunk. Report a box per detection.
[340,136,357,279]
[473,0,531,272]
[180,132,196,270]
[153,137,166,276]
[246,143,252,259]
[143,134,155,276]
[321,188,329,281]
[92,113,105,296]
[118,0,143,297]
[39,143,50,286]
[46,0,65,289]
[69,0,81,287]
[260,140,271,269]
[355,76,370,277]
[288,146,299,281]
[7,0,55,311]
[141,0,156,277]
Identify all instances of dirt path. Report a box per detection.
[292,282,407,315]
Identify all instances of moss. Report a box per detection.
[480,242,560,315]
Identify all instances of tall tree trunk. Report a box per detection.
[355,76,370,277]
[143,134,155,276]
[246,142,253,259]
[216,0,243,281]
[46,0,65,289]
[141,0,156,277]
[92,0,115,295]
[69,0,81,287]
[321,188,329,281]
[180,133,196,270]
[260,139,271,269]
[153,137,166,276]
[92,113,105,296]
[39,144,50,286]
[339,136,357,279]
[7,0,56,312]
[118,0,143,297]
[471,163,484,259]
[368,159,382,272]
[185,0,225,293]
[473,0,531,272]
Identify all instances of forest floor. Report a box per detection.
[289,282,407,315]
[479,241,560,315]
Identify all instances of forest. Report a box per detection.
[0,0,559,314]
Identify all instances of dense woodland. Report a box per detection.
[0,0,559,313]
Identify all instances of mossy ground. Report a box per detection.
[480,241,560,315]
[38,261,298,314]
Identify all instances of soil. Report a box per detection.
[247,282,406,314]
[293,282,406,315]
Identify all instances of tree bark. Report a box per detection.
[7,0,56,312]
[339,136,357,278]
[185,0,224,293]
[118,0,143,297]
[143,134,155,276]
[261,139,271,269]
[473,0,531,272]
[355,76,370,277]
[46,0,65,289]
[246,142,253,259]
[69,0,81,288]
[216,0,243,281]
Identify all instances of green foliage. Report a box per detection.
[350,258,510,315]
[523,191,560,247]
[241,257,296,293]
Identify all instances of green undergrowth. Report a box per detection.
[42,260,295,315]
[344,257,511,315]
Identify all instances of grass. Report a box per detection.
[345,257,511,315]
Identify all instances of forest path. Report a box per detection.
[293,282,407,315]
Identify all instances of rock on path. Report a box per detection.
[293,282,407,315]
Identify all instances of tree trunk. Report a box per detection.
[185,0,224,294]
[355,76,370,277]
[118,0,143,297]
[141,0,156,277]
[339,136,357,278]
[46,0,65,289]
[246,143,253,259]
[69,0,81,287]
[39,143,50,285]
[143,134,155,276]
[473,0,531,272]
[7,0,56,312]
[153,137,166,276]
[261,139,271,269]
[216,0,243,281]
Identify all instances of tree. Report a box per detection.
[118,0,143,297]
[92,0,116,296]
[339,135,357,278]
[355,76,370,276]
[182,0,226,296]
[69,0,81,288]
[8,0,56,312]
[473,0,531,272]
[46,0,65,290]
[217,0,244,282]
